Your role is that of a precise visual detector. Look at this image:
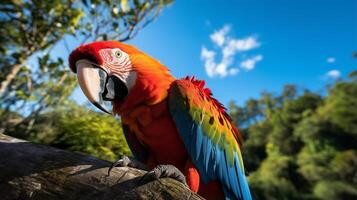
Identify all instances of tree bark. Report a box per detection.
[0,133,204,200]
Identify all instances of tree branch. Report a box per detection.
[0,62,24,98]
[0,133,204,200]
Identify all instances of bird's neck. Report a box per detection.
[113,72,175,115]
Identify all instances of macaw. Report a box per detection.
[69,41,252,200]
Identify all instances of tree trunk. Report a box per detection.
[0,133,204,200]
[0,62,23,97]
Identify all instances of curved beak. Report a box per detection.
[76,60,111,114]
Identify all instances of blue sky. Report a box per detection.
[69,0,357,108]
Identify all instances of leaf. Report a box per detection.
[81,0,89,7]
[121,0,130,13]
[353,51,357,58]
[112,22,119,31]
[102,34,108,41]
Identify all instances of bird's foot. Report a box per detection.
[108,156,148,176]
[140,164,188,187]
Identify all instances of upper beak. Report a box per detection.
[76,60,111,114]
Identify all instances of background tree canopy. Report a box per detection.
[1,1,356,200]
[229,71,357,200]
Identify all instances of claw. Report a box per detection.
[140,164,188,187]
[108,159,124,176]
[107,156,148,176]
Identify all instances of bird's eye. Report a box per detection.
[115,50,122,58]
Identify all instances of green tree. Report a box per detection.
[29,101,131,161]
[0,0,173,136]
[230,74,357,200]
[248,155,299,200]
[294,71,357,200]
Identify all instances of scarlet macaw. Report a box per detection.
[69,41,252,200]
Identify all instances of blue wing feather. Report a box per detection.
[168,79,252,200]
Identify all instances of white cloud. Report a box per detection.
[201,46,239,77]
[222,36,260,61]
[240,55,263,70]
[327,57,336,63]
[201,25,262,78]
[210,25,231,47]
[326,69,341,79]
[201,47,217,77]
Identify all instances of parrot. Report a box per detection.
[68,41,252,200]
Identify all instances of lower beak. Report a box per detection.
[76,60,111,114]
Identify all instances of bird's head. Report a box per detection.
[69,41,174,114]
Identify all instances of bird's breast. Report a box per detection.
[121,100,188,168]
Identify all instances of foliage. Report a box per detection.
[29,101,131,161]
[230,71,357,200]
[0,0,81,136]
[78,0,173,42]
[0,0,172,136]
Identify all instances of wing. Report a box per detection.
[168,77,251,200]
[122,124,148,163]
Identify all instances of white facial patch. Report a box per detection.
[99,48,137,91]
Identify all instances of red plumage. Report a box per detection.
[69,41,248,200]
